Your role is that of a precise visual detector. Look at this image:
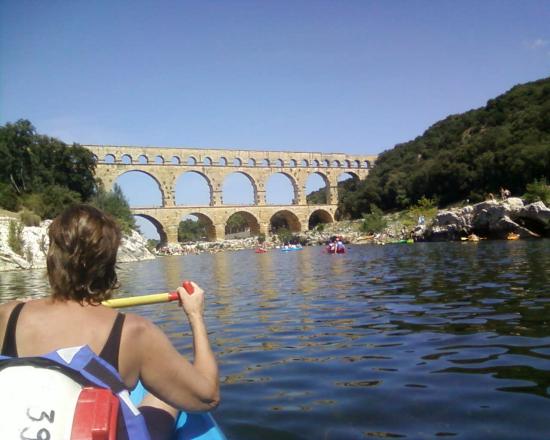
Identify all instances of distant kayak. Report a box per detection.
[280,247,303,252]
[131,382,226,440]
[507,232,520,240]
[255,248,268,253]
[460,234,484,242]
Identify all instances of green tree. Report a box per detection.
[0,183,18,211]
[225,213,248,234]
[21,185,82,219]
[306,187,327,204]
[523,178,550,205]
[0,119,97,215]
[276,227,293,244]
[90,184,136,233]
[178,218,207,242]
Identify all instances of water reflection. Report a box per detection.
[0,268,48,301]
[1,241,550,439]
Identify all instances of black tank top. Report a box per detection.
[0,302,125,371]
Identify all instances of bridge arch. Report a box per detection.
[134,214,168,245]
[175,170,213,206]
[115,170,165,207]
[308,209,333,230]
[269,210,301,234]
[338,170,360,181]
[183,213,217,241]
[221,171,258,205]
[265,172,298,205]
[306,172,330,205]
[224,210,261,236]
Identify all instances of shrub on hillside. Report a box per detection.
[19,209,41,227]
[360,204,387,234]
[8,220,23,256]
[523,178,550,205]
[406,196,438,227]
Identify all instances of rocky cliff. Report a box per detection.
[415,198,550,241]
[0,217,155,272]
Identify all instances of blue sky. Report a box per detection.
[1,1,549,238]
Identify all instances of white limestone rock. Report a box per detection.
[423,198,549,241]
[117,229,156,263]
[519,201,550,224]
[0,216,155,271]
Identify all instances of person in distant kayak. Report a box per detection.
[335,237,346,254]
[0,204,219,440]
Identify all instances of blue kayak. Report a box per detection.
[130,382,226,440]
[280,247,303,252]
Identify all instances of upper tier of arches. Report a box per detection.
[84,145,377,170]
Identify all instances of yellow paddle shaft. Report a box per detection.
[102,291,179,308]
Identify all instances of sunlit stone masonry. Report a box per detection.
[85,144,377,244]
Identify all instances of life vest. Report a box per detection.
[0,345,151,440]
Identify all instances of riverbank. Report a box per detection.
[159,196,543,251]
[2,197,548,270]
[152,220,372,256]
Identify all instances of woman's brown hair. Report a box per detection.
[47,204,121,304]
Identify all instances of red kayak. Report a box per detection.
[326,246,346,254]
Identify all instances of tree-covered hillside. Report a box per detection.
[339,77,550,218]
[0,120,136,230]
[0,120,97,217]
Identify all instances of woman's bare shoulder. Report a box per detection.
[121,312,160,337]
[0,300,22,318]
[120,311,177,352]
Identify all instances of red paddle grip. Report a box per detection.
[182,280,194,294]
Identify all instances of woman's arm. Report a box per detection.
[131,282,219,412]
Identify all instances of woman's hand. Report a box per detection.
[177,281,204,319]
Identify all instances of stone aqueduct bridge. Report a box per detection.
[85,145,377,244]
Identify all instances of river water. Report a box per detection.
[1,240,549,439]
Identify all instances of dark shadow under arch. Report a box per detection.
[225,211,261,237]
[308,209,333,230]
[181,213,217,241]
[269,210,301,234]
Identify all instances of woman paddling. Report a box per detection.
[0,204,220,439]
